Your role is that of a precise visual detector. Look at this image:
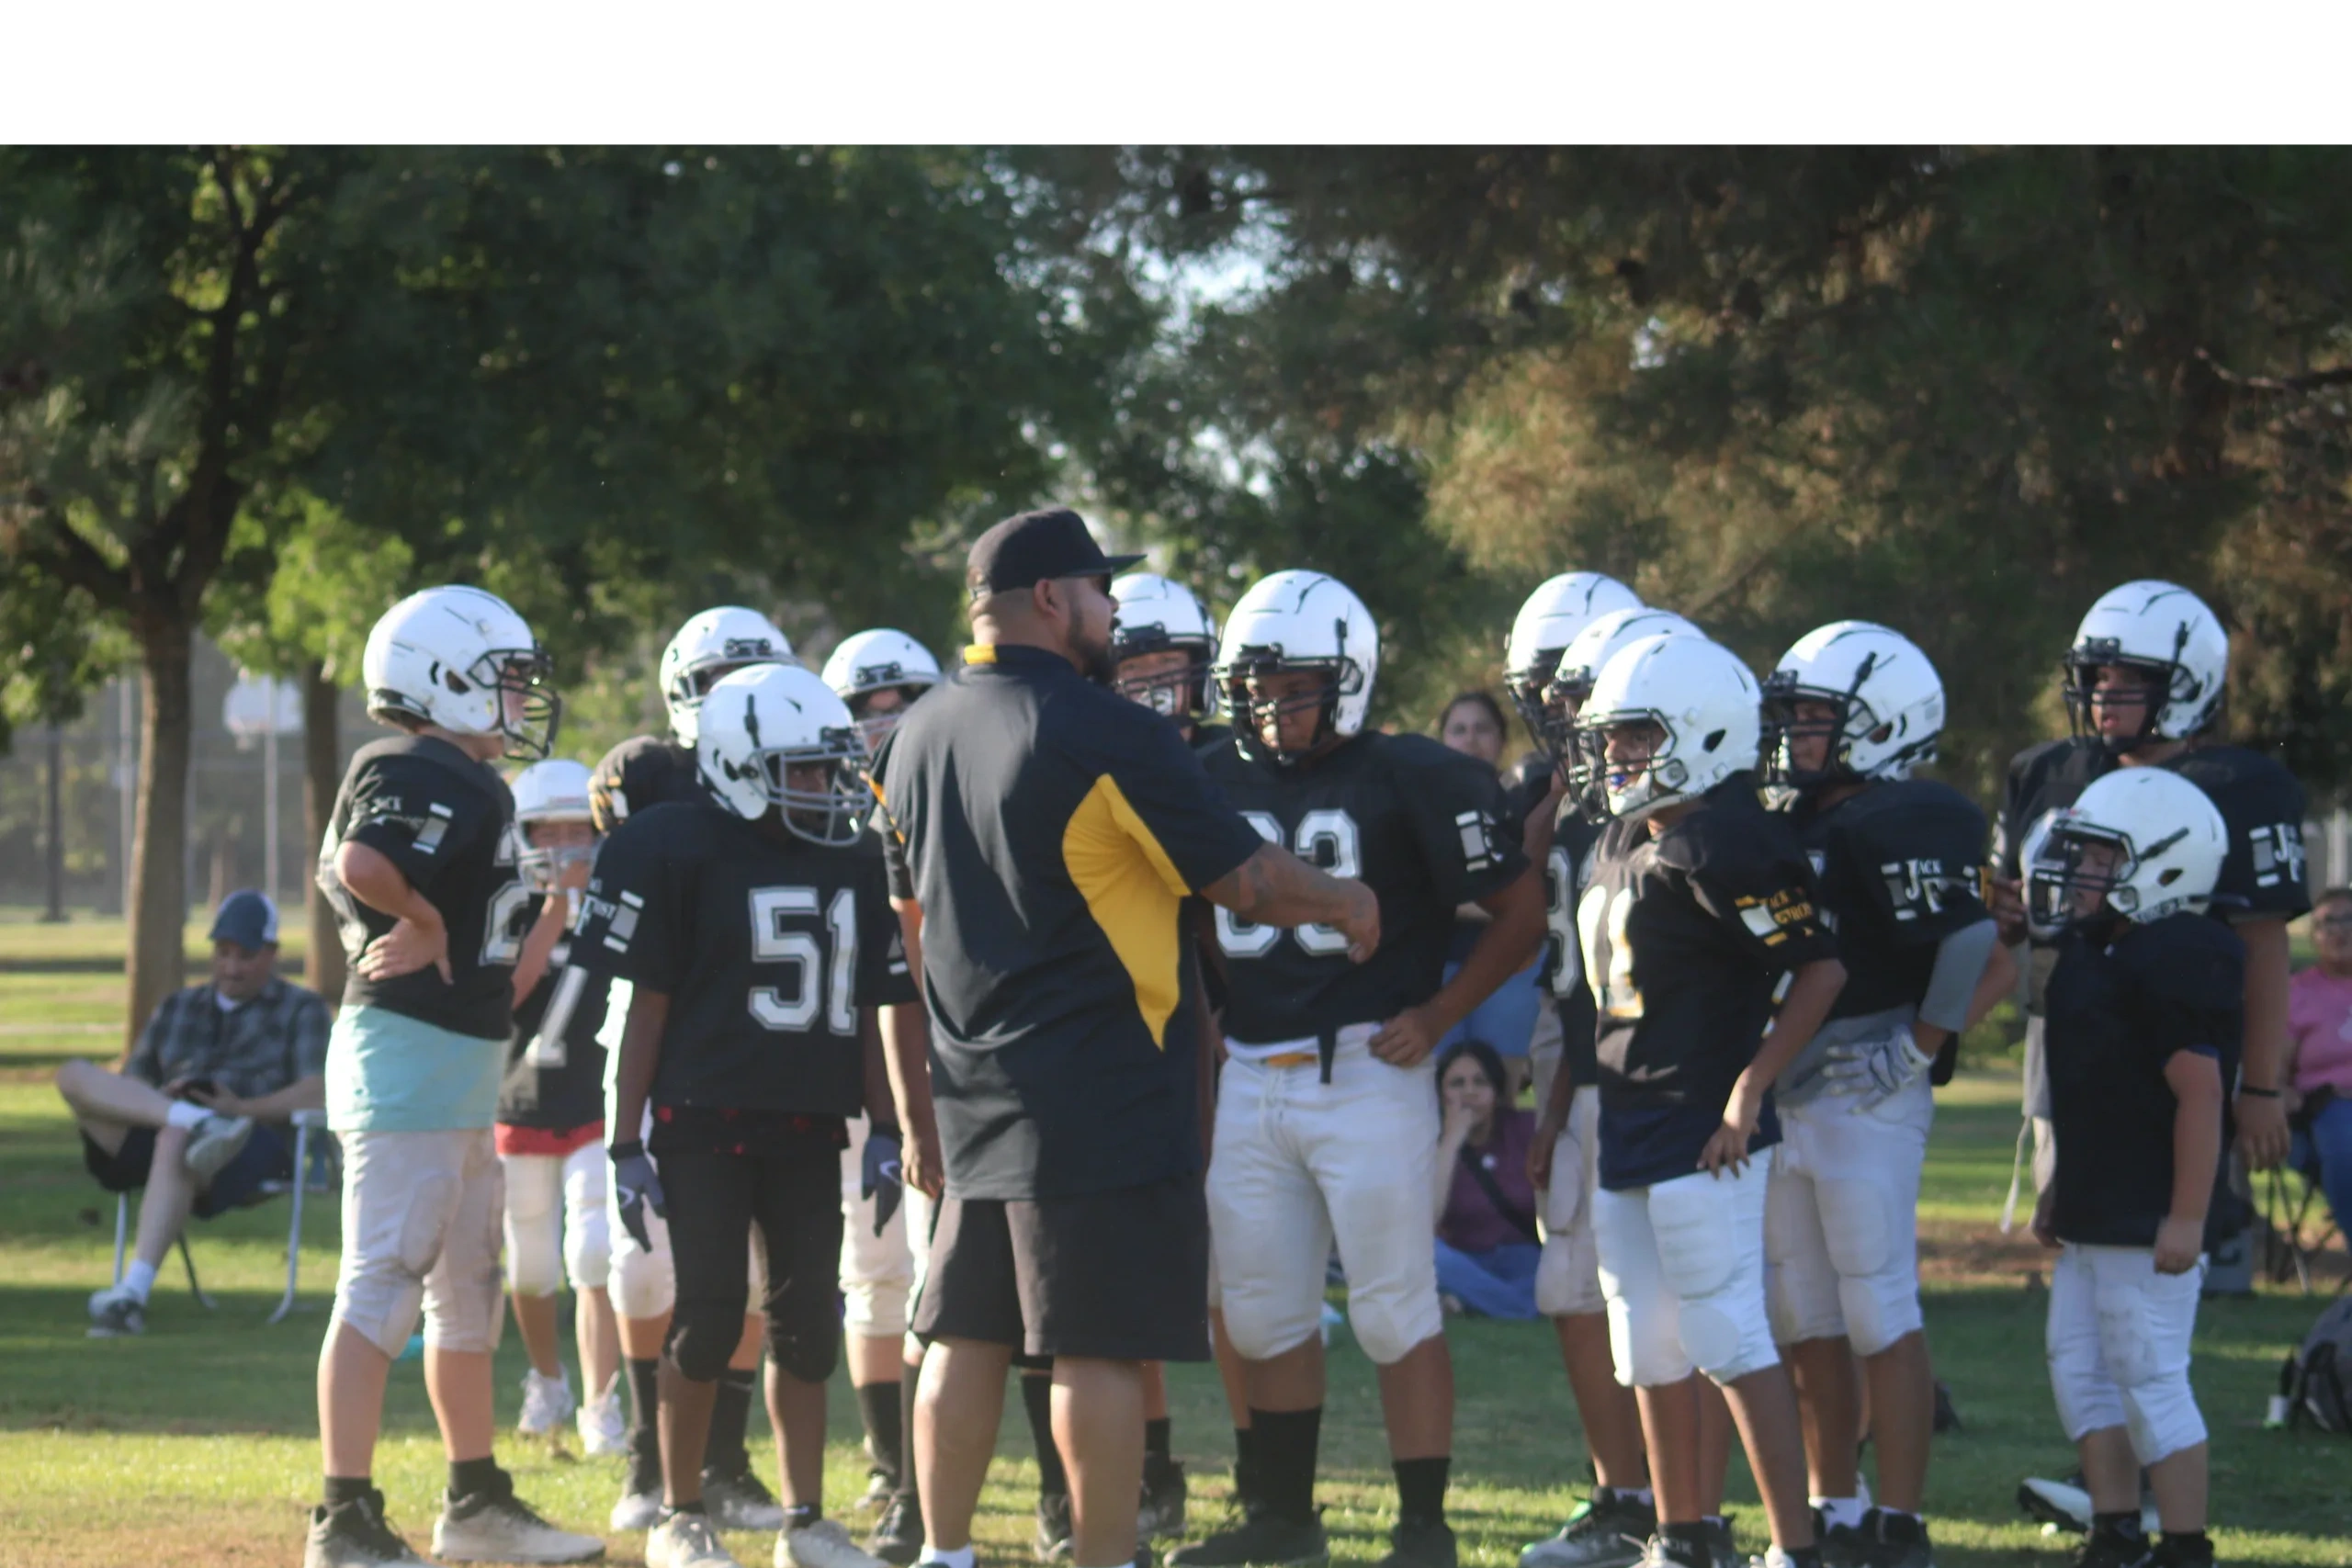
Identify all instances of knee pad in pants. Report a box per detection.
[667,1294,741,1383]
[1763,1160,1844,1348]
[2096,1260,2207,1463]
[608,1202,676,1319]
[561,1145,611,1292]
[764,1278,844,1385]
[501,1154,563,1299]
[1648,1168,1778,1384]
[1535,1104,1605,1318]
[1817,1176,1920,1357]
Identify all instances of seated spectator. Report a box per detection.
[1435,692,1544,1085]
[2289,886,2352,1235]
[1431,1039,1543,1319]
[54,891,329,1337]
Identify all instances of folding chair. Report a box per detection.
[109,1109,337,1321]
[266,1108,336,1325]
[2261,1157,2345,1295]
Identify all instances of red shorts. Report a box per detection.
[494,1120,604,1158]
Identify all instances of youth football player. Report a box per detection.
[592,604,798,1534]
[308,586,599,1568]
[1497,581,1672,1568]
[498,758,625,1454]
[1760,623,2017,1568]
[1173,570,1547,1568]
[1569,632,1846,1568]
[583,662,919,1568]
[820,629,943,1527]
[2028,769,2237,1568]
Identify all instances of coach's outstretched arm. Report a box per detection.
[1200,841,1381,963]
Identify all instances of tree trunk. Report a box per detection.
[41,723,67,923]
[124,614,194,1055]
[301,658,346,1006]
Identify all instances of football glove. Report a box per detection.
[862,1129,904,1236]
[610,1142,666,1251]
[1821,1021,1933,1111]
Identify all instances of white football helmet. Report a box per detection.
[1212,570,1380,764]
[661,606,796,749]
[1574,635,1761,822]
[2027,767,2226,934]
[1762,621,1947,788]
[695,663,870,845]
[362,585,560,759]
[1503,572,1642,757]
[820,628,941,751]
[1110,572,1219,721]
[509,758,594,891]
[1547,607,1702,810]
[2061,581,2228,751]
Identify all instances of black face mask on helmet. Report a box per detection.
[2061,626,2192,758]
[1227,655,1343,767]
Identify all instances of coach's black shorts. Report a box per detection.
[912,1174,1209,1362]
[82,1124,290,1218]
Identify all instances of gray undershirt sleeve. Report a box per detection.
[1919,917,1999,1034]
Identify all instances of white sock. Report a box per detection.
[122,1259,159,1303]
[1814,1495,1866,1531]
[164,1101,209,1131]
[918,1547,977,1568]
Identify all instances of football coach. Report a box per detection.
[873,507,1380,1568]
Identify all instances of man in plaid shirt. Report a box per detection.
[56,891,331,1337]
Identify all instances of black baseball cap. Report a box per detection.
[966,508,1144,603]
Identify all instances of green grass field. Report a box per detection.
[1,948,2346,1567]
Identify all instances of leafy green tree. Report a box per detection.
[6,146,1149,1044]
[1054,147,2352,796]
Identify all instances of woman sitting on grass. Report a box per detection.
[1430,1039,1543,1320]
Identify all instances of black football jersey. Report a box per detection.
[496,911,617,1131]
[1544,797,1605,1087]
[1995,738,2310,922]
[1583,776,1838,1190]
[320,735,526,1041]
[1198,732,1530,1045]
[1790,778,1991,1021]
[572,800,917,1116]
[2045,912,2244,1247]
[589,734,705,836]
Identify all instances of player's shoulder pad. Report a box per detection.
[2006,735,2098,795]
[2169,744,2306,823]
[596,796,714,863]
[2112,912,2245,1013]
[349,735,501,801]
[1657,782,1793,876]
[1836,777,1989,858]
[1374,731,1502,788]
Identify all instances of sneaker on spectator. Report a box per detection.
[614,1486,664,1532]
[1139,1454,1189,1540]
[434,1478,605,1563]
[578,1374,628,1456]
[185,1113,254,1186]
[704,1466,788,1532]
[650,1510,743,1568]
[519,1367,577,1437]
[782,1516,891,1568]
[1035,1492,1073,1563]
[305,1488,428,1567]
[1169,1511,1330,1568]
[86,1283,146,1338]
[867,1492,923,1567]
[1521,1488,1653,1568]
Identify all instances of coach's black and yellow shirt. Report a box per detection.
[873,643,1264,1201]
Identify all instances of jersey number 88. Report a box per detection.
[1217,809,1362,959]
